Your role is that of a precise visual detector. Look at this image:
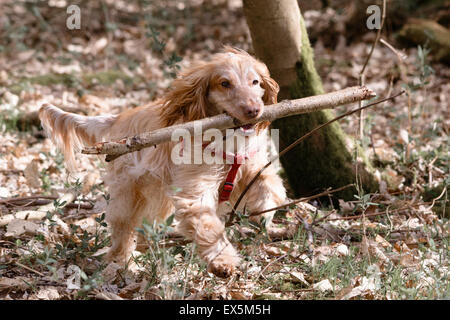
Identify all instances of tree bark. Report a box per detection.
[243,0,378,201]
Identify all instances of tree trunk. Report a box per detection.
[243,0,378,201]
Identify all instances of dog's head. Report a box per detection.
[160,47,279,130]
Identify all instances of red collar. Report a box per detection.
[202,142,257,203]
[178,139,257,203]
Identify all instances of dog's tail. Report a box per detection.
[39,103,117,171]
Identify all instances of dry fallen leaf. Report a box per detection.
[118,282,141,299]
[312,279,333,292]
[335,243,349,256]
[399,251,419,268]
[361,236,390,263]
[0,277,30,292]
[230,291,247,300]
[74,216,98,234]
[95,292,124,300]
[101,262,122,283]
[66,265,82,290]
[5,219,40,237]
[0,70,8,85]
[290,271,310,286]
[375,234,392,248]
[341,277,378,300]
[262,244,284,257]
[17,49,35,62]
[399,129,409,145]
[36,287,60,300]
[335,285,353,300]
[382,167,404,190]
[24,159,41,189]
[89,37,108,55]
[51,63,81,74]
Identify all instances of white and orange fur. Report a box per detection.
[39,47,287,277]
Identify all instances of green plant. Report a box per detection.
[134,214,196,299]
[36,246,57,275]
[145,22,182,79]
[0,108,22,132]
[76,269,104,299]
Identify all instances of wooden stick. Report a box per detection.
[81,86,376,161]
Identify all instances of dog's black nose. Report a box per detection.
[244,106,260,118]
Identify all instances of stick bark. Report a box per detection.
[81,85,375,161]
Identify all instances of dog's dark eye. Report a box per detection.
[252,79,259,85]
[221,81,231,88]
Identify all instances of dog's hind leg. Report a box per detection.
[104,178,149,265]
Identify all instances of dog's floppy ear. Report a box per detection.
[254,61,279,132]
[160,62,212,126]
[261,74,279,105]
[255,62,279,105]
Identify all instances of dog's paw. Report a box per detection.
[208,253,240,278]
[104,249,129,266]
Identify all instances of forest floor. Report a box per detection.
[0,0,448,300]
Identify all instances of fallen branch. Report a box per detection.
[0,195,58,204]
[0,192,76,227]
[81,86,376,161]
[1,196,93,209]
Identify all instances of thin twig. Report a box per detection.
[311,210,336,226]
[326,211,388,221]
[425,186,447,212]
[15,261,45,277]
[380,38,408,61]
[359,0,387,139]
[257,254,287,279]
[238,184,354,224]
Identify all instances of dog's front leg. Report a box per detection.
[176,201,240,277]
[169,168,240,278]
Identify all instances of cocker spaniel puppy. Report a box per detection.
[39,47,287,277]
